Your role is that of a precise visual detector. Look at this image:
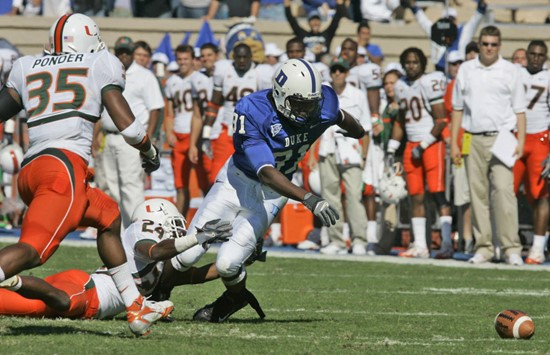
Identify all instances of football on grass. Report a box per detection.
[494,310,535,339]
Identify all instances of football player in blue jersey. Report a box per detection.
[170,58,366,323]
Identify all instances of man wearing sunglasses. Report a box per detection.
[451,26,526,265]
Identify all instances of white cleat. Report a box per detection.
[127,295,174,336]
[525,248,545,265]
[398,245,429,259]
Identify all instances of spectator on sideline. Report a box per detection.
[444,50,474,254]
[465,41,479,60]
[451,26,526,265]
[204,0,259,20]
[133,41,153,69]
[404,0,487,72]
[314,58,370,255]
[96,36,164,229]
[284,0,347,61]
[360,0,399,23]
[133,0,172,17]
[356,21,384,65]
[512,48,527,67]
[515,40,550,265]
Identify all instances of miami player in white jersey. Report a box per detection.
[515,40,550,264]
[165,44,211,216]
[338,38,384,249]
[0,199,231,321]
[199,43,259,186]
[386,47,453,259]
[0,14,166,336]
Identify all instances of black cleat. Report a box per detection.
[192,288,265,323]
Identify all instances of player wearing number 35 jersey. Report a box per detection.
[171,58,366,323]
[0,14,165,336]
[387,47,453,259]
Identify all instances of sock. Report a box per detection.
[342,222,350,240]
[411,217,427,250]
[366,221,378,243]
[0,266,5,282]
[532,235,546,252]
[108,263,141,308]
[270,223,281,245]
[439,216,453,249]
[7,275,22,291]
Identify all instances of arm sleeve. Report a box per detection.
[323,3,347,39]
[414,8,433,36]
[285,4,307,37]
[457,11,484,56]
[421,72,446,106]
[94,51,126,93]
[212,64,224,91]
[236,108,276,174]
[452,68,464,110]
[5,57,24,97]
[510,66,527,114]
[143,72,164,111]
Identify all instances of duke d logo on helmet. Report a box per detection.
[275,70,287,87]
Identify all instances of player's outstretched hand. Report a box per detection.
[196,219,232,245]
[302,193,339,227]
[202,139,213,159]
[541,155,550,180]
[141,144,160,173]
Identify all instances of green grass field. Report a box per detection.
[0,243,548,354]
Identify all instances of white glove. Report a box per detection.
[201,139,213,159]
[195,219,232,245]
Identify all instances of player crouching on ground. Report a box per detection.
[0,199,231,323]
[170,58,366,323]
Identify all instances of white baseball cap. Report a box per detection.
[265,42,284,57]
[357,46,367,57]
[447,50,464,64]
[442,7,458,19]
[384,62,405,76]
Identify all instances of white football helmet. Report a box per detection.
[0,144,23,174]
[272,58,323,127]
[132,198,187,238]
[379,163,408,204]
[49,14,105,55]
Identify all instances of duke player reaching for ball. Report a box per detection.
[171,58,366,323]
[0,14,164,336]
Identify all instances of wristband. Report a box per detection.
[207,101,222,110]
[419,135,437,149]
[371,114,381,125]
[174,233,198,252]
[202,125,212,139]
[387,139,401,153]
[120,120,146,145]
[142,142,156,159]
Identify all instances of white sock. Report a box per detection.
[0,266,5,282]
[366,221,378,243]
[270,223,281,245]
[411,217,427,250]
[439,216,453,248]
[108,263,141,308]
[532,234,546,252]
[343,222,350,240]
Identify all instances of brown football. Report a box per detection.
[494,310,535,339]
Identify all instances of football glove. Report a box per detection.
[541,156,550,181]
[141,144,160,173]
[195,219,232,245]
[411,145,425,160]
[302,193,339,227]
[384,152,395,168]
[202,139,213,159]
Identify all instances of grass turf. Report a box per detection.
[0,243,547,354]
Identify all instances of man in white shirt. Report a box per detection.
[313,58,370,255]
[451,26,526,265]
[98,37,165,229]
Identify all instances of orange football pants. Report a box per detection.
[171,133,209,192]
[513,130,549,201]
[207,126,234,185]
[403,141,446,196]
[0,269,99,319]
[17,148,119,264]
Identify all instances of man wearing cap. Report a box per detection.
[310,57,371,255]
[284,0,346,61]
[96,36,164,229]
[451,26,526,265]
[404,0,487,72]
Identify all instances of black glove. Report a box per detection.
[385,152,395,168]
[141,144,160,173]
[196,219,232,245]
[303,193,339,227]
[412,145,425,160]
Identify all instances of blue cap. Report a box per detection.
[308,10,321,21]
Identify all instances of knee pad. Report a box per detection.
[217,257,246,286]
[433,192,451,209]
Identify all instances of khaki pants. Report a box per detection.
[465,135,522,258]
[319,154,367,248]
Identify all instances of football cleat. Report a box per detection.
[525,248,545,265]
[398,245,429,259]
[434,247,454,260]
[126,295,173,336]
[193,288,265,323]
